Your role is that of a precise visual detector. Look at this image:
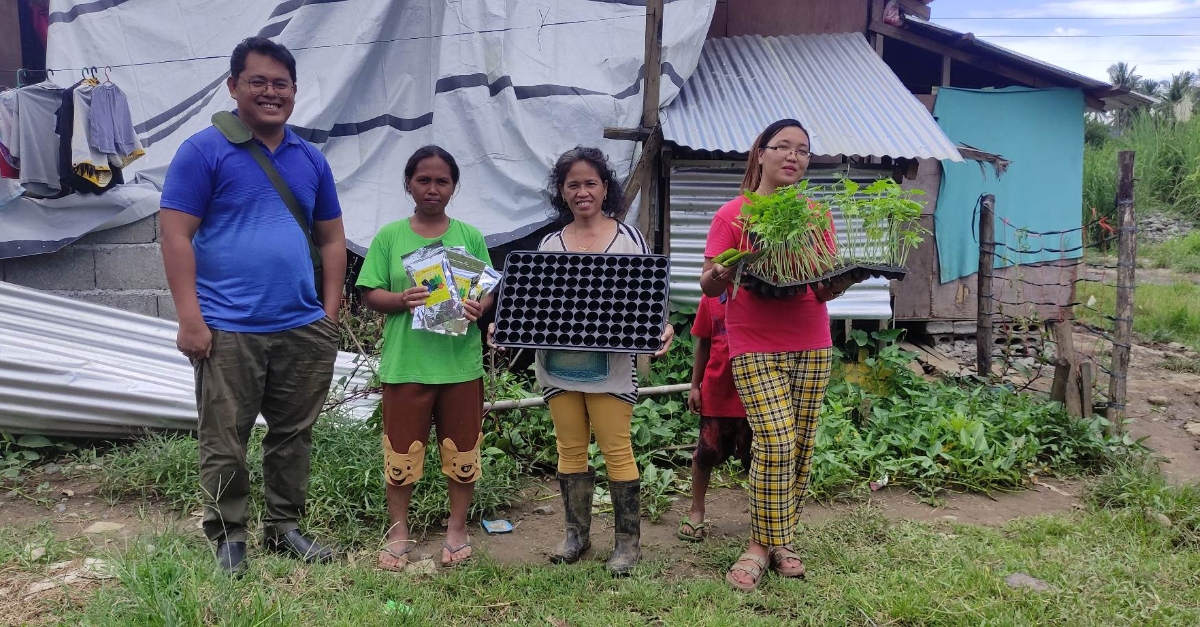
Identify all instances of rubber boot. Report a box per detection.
[549,471,594,564]
[606,479,641,576]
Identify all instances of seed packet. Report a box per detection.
[470,266,502,302]
[441,247,489,336]
[404,242,463,333]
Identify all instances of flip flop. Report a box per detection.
[676,519,708,542]
[441,541,473,567]
[377,542,414,572]
[726,552,768,593]
[768,545,806,578]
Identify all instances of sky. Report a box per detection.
[926,0,1200,83]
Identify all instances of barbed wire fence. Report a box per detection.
[975,151,1136,435]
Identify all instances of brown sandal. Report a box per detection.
[726,552,768,592]
[768,545,806,578]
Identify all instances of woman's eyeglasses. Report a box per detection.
[764,145,811,158]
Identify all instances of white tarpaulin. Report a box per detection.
[0,0,715,257]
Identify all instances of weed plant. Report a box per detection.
[1084,114,1200,225]
[1140,232,1200,274]
[1076,280,1200,350]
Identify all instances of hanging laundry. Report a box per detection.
[14,82,63,198]
[88,82,144,167]
[65,81,124,194]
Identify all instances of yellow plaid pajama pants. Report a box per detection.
[731,348,832,547]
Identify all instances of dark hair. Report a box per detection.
[404,145,461,186]
[546,146,625,223]
[231,37,297,82]
[742,118,810,192]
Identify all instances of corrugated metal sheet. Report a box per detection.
[661,33,962,161]
[0,282,377,439]
[668,164,894,320]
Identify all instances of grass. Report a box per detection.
[97,413,529,550]
[1076,280,1200,351]
[5,466,1197,626]
[1140,232,1200,274]
[1084,115,1200,225]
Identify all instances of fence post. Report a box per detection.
[976,194,996,378]
[1106,152,1136,434]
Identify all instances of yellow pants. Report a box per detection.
[732,349,832,547]
[548,392,639,481]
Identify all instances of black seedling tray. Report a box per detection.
[741,263,908,299]
[492,251,671,353]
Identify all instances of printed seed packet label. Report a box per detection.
[413,265,451,306]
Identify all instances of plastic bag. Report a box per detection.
[404,242,464,333]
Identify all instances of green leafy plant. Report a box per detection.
[0,433,78,480]
[738,178,929,284]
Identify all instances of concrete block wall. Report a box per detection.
[0,214,176,320]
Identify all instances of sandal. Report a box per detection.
[725,552,768,592]
[377,542,414,572]
[768,545,806,578]
[677,519,708,542]
[441,541,473,567]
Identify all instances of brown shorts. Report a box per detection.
[692,416,752,470]
[382,379,484,455]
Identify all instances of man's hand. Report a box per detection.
[463,299,484,322]
[688,385,702,415]
[177,320,213,360]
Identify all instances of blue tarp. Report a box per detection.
[933,87,1085,284]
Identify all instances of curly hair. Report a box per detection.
[545,146,626,223]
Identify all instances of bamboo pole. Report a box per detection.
[976,194,996,378]
[1106,151,1136,434]
[484,383,691,412]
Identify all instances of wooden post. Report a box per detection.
[1107,151,1136,433]
[634,0,665,240]
[976,194,996,378]
[1049,320,1082,417]
[1079,362,1094,418]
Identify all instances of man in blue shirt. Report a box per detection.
[160,37,347,575]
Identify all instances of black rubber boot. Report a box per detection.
[549,471,595,564]
[606,479,641,576]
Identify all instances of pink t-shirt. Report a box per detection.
[691,295,746,418]
[704,195,833,358]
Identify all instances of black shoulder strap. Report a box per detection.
[211,111,322,273]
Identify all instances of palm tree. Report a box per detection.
[1107,62,1145,128]
[1135,77,1163,98]
[1107,62,1142,90]
[1160,71,1196,122]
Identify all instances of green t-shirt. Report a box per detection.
[356,218,490,385]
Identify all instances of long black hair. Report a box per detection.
[404,145,461,187]
[546,146,625,223]
[742,118,810,192]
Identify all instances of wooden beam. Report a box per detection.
[898,0,931,21]
[941,55,952,86]
[604,127,650,142]
[869,20,1105,109]
[621,125,663,218]
[976,194,995,379]
[1106,151,1136,433]
[642,0,664,129]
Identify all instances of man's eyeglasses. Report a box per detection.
[240,77,295,95]
[764,145,811,158]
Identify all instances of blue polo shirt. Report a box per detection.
[160,119,342,333]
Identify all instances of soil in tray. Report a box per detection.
[740,263,908,299]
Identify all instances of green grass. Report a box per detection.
[1084,115,1200,225]
[1140,232,1200,274]
[1077,281,1200,351]
[8,470,1195,626]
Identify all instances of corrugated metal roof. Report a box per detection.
[661,33,962,161]
[668,164,893,320]
[0,282,377,439]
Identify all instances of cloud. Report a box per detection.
[1002,0,1200,18]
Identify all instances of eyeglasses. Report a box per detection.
[239,77,295,95]
[764,145,811,158]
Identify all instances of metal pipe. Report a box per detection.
[484,382,691,412]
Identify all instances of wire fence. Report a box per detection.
[973,152,1137,432]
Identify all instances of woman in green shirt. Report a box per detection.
[356,146,493,570]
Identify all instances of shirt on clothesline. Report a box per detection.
[14,82,63,198]
[88,83,143,164]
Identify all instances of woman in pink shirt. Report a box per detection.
[699,119,860,592]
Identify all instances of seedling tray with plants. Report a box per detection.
[719,178,925,299]
[492,251,671,353]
